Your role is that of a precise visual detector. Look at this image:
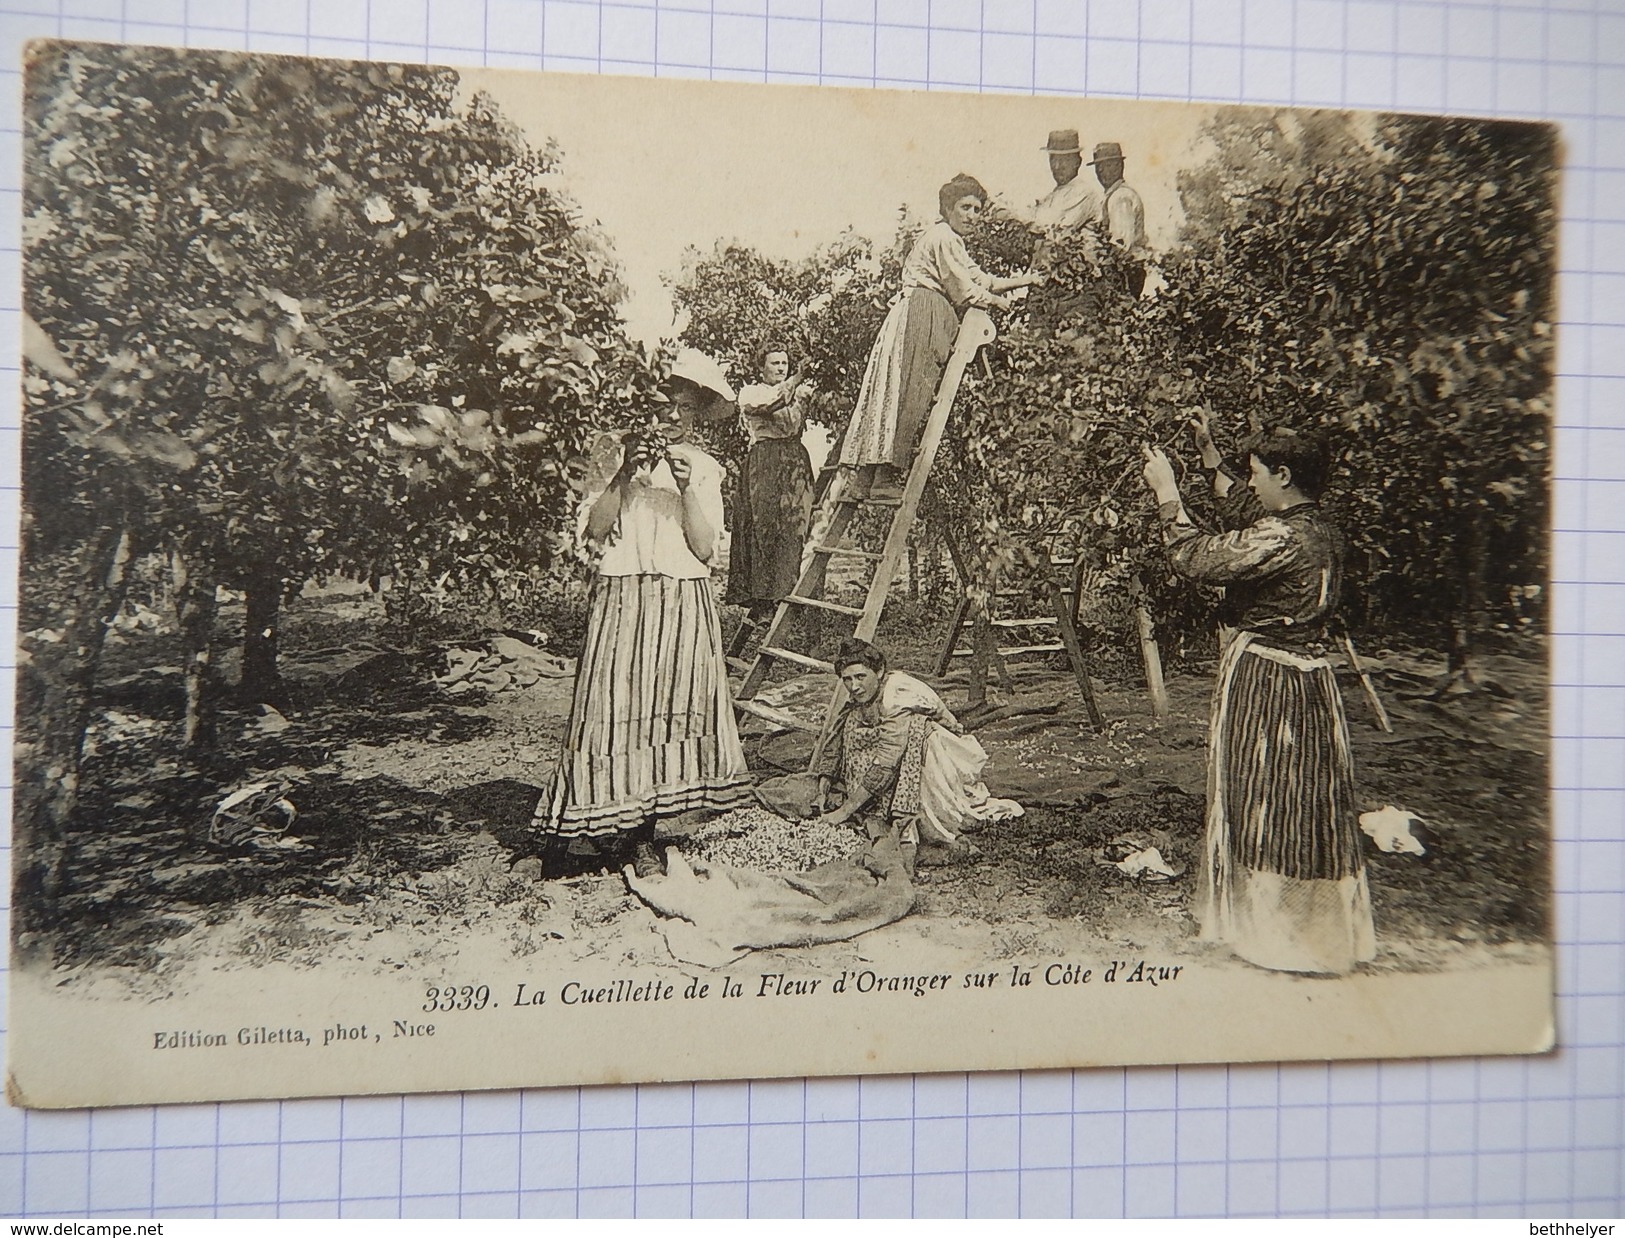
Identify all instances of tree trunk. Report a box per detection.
[172,550,218,752]
[240,561,287,707]
[13,525,136,909]
[967,616,993,707]
[1446,502,1491,692]
[1129,573,1170,721]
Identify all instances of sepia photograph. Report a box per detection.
[10,40,1556,1108]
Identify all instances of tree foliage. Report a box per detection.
[672,221,918,426]
[1162,113,1555,644]
[25,45,649,632]
[18,43,652,890]
[670,110,1555,670]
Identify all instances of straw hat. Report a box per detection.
[670,348,736,402]
[1042,128,1081,154]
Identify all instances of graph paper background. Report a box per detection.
[0,0,1619,1219]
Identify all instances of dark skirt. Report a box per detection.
[727,436,814,607]
[1217,639,1364,881]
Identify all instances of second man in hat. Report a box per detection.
[1090,140,1149,296]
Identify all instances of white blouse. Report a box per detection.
[578,433,725,579]
[901,220,999,308]
[737,378,809,444]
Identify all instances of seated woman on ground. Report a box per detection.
[810,638,1022,876]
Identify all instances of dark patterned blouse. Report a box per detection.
[1159,500,1345,645]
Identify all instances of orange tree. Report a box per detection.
[938,216,1216,670]
[20,44,648,898]
[939,112,1554,684]
[655,109,1556,688]
[1159,112,1555,675]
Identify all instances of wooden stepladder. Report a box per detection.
[934,533,1105,728]
[732,308,998,768]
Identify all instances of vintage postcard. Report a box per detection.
[9,41,1555,1107]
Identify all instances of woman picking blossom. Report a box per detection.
[1141,430,1375,976]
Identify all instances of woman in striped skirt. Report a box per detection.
[1141,431,1376,975]
[534,350,753,878]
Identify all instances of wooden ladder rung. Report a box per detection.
[785,594,864,617]
[726,656,753,673]
[815,545,884,561]
[991,616,1059,628]
[947,642,1065,659]
[759,646,835,674]
[734,698,820,732]
[840,494,902,508]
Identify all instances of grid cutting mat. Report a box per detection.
[0,0,1619,1218]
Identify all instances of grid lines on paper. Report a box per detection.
[0,0,1620,1220]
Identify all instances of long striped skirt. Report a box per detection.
[534,574,752,840]
[1200,631,1377,975]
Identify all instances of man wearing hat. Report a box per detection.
[1025,130,1101,277]
[1030,128,1101,238]
[1089,141,1149,297]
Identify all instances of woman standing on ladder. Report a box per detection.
[838,174,1042,498]
[1140,430,1375,976]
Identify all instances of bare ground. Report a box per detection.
[17,585,1552,997]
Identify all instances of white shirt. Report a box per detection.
[578,433,724,578]
[1102,180,1149,259]
[902,221,999,308]
[1031,175,1102,234]
[736,379,809,444]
